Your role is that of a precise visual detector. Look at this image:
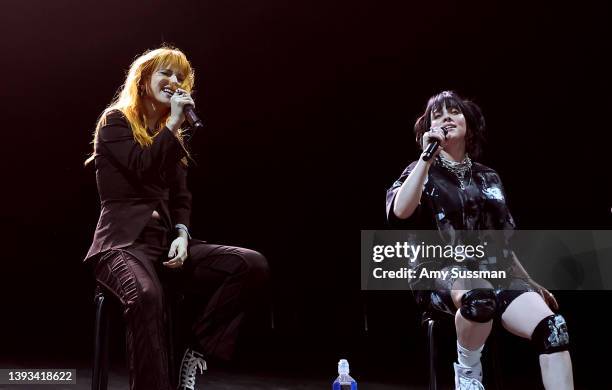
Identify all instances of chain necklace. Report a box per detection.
[438,154,472,190]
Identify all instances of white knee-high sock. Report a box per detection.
[457,341,484,368]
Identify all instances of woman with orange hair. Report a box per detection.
[84,46,269,390]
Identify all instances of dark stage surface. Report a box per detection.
[1,0,610,389]
[0,357,416,390]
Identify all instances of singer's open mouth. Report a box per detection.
[162,86,175,97]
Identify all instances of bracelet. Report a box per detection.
[175,224,192,239]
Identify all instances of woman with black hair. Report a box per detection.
[386,91,573,389]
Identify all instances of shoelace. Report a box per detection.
[178,349,207,390]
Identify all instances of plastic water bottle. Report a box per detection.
[332,359,357,390]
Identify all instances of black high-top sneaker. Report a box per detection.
[177,348,207,390]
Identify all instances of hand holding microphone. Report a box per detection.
[176,89,204,129]
[421,126,449,161]
[168,88,204,133]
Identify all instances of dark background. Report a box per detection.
[1,0,610,388]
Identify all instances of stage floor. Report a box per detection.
[0,367,420,390]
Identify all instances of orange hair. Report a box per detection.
[85,45,195,166]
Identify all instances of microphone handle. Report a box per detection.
[421,126,448,161]
[184,105,204,129]
[421,140,440,161]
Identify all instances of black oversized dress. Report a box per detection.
[385,158,528,312]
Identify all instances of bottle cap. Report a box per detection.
[338,359,350,375]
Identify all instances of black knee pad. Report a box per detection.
[460,289,497,323]
[532,314,570,354]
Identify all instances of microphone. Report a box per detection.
[184,105,204,130]
[421,126,449,161]
[174,88,204,130]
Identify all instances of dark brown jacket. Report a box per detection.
[84,110,191,263]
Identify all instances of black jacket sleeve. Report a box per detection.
[97,110,187,181]
[168,163,193,229]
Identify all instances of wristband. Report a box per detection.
[175,224,191,239]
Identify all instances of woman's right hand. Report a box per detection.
[167,88,195,133]
[421,126,447,160]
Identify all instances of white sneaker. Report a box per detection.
[177,348,207,390]
[454,362,484,390]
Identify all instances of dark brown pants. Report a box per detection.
[93,217,269,390]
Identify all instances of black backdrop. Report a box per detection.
[1,0,610,388]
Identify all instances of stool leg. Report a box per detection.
[489,328,503,390]
[270,302,276,330]
[427,319,437,390]
[167,298,176,387]
[92,294,110,390]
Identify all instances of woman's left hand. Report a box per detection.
[164,237,188,268]
[529,279,559,311]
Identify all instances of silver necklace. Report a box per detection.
[438,154,472,190]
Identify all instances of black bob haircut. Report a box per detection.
[414,91,486,159]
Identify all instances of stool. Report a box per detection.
[418,292,504,390]
[91,284,180,390]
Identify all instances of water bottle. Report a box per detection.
[332,359,357,390]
